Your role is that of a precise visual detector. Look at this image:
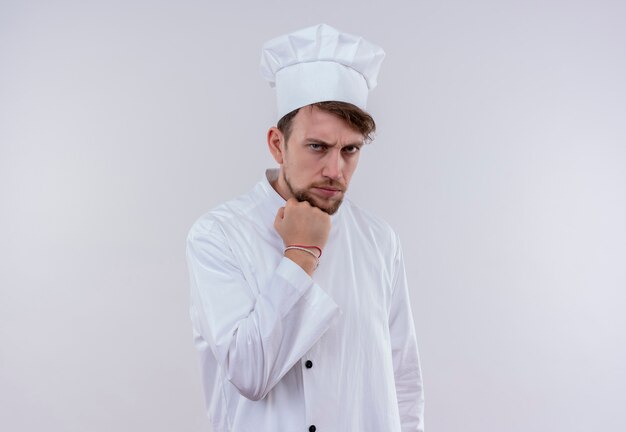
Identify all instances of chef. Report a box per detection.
[186,23,425,432]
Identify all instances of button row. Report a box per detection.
[305,360,314,431]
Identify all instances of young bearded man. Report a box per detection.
[186,24,425,432]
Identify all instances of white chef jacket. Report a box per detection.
[186,168,424,432]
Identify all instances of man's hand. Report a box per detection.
[274,198,331,275]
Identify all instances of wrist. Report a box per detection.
[284,248,319,276]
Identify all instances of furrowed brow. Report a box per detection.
[305,138,334,146]
[305,138,363,148]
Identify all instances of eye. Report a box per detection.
[343,145,361,154]
[309,143,326,152]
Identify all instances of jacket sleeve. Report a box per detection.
[389,233,425,431]
[186,219,340,402]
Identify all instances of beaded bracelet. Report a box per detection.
[285,244,322,258]
[284,246,321,269]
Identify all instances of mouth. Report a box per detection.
[312,186,343,198]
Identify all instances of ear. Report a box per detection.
[267,127,285,165]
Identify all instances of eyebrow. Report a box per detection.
[304,138,364,148]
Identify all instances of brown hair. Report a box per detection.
[277,101,376,145]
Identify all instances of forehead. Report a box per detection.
[292,106,364,143]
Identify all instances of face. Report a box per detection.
[268,106,364,215]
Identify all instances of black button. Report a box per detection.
[309,426,316,432]
[305,360,313,369]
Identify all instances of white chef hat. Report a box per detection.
[260,23,386,120]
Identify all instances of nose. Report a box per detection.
[321,148,344,181]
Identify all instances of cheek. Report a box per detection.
[285,155,315,184]
[343,156,359,177]
[293,154,320,174]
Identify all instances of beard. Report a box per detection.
[283,171,345,215]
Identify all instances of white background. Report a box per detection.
[1,1,625,431]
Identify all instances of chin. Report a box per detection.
[321,198,343,214]
[313,196,344,215]
[294,191,343,215]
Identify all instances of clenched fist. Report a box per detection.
[274,198,331,275]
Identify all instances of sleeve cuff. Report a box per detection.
[274,256,341,323]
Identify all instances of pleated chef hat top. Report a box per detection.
[260,23,386,120]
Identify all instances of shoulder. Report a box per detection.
[187,187,261,242]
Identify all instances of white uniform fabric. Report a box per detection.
[186,168,425,432]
